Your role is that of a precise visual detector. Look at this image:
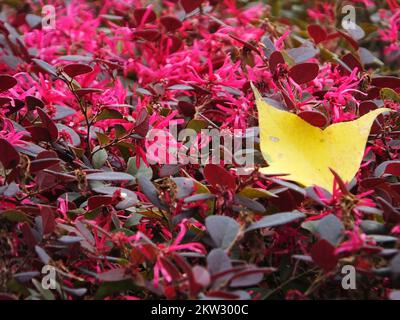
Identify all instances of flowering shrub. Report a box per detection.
[0,0,400,300]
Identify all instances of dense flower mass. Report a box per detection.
[0,0,400,300]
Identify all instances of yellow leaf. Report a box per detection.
[252,84,391,192]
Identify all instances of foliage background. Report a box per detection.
[0,0,400,300]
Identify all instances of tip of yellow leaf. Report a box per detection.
[250,82,263,102]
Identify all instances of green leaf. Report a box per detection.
[205,216,240,249]
[186,119,208,133]
[96,132,110,146]
[238,187,277,199]
[114,124,127,138]
[92,146,108,169]
[86,171,134,181]
[94,279,137,299]
[380,88,400,103]
[32,58,58,77]
[1,210,29,222]
[84,207,102,220]
[96,108,123,120]
[137,176,167,210]
[126,156,153,180]
[314,214,344,245]
[167,84,194,90]
[245,211,305,232]
[32,279,55,300]
[125,214,143,227]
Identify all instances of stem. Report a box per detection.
[66,81,92,158]
[263,267,318,299]
[91,128,135,157]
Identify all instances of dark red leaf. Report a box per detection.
[5,98,25,116]
[29,158,60,173]
[161,35,182,53]
[36,150,60,162]
[359,101,377,116]
[0,74,17,92]
[337,30,359,50]
[360,177,385,189]
[269,51,285,73]
[310,239,338,272]
[298,110,328,128]
[386,163,400,176]
[25,95,44,110]
[377,197,400,224]
[159,257,181,281]
[375,160,400,177]
[307,25,327,44]
[63,63,93,78]
[40,206,56,235]
[281,91,296,109]
[133,29,161,42]
[160,16,182,32]
[371,76,400,89]
[177,100,196,117]
[324,32,341,42]
[0,138,20,170]
[341,53,363,73]
[288,63,319,84]
[134,108,149,137]
[75,88,104,97]
[133,8,156,25]
[26,126,52,143]
[269,189,299,211]
[366,86,380,100]
[37,108,59,142]
[88,195,113,210]
[204,164,236,190]
[181,0,204,13]
[21,223,38,248]
[0,97,11,106]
